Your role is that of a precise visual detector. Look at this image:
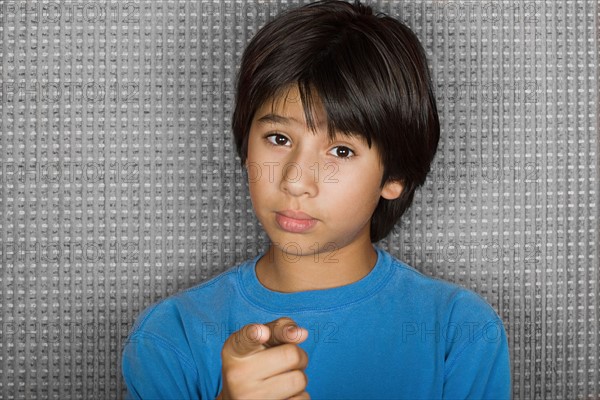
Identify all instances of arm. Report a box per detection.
[443,318,511,399]
[122,332,200,400]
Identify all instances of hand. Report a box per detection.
[216,317,311,400]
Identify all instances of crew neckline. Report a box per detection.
[237,245,394,313]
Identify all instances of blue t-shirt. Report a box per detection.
[122,245,511,399]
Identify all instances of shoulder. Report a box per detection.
[128,259,250,339]
[386,254,509,378]
[387,254,503,327]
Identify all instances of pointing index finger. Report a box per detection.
[227,323,270,358]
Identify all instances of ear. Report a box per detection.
[381,179,404,200]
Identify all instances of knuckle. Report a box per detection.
[300,348,308,365]
[282,345,301,365]
[290,370,308,389]
[275,316,294,328]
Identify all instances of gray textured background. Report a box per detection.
[0,0,598,399]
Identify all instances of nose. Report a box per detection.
[280,155,318,198]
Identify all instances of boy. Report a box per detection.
[122,0,511,399]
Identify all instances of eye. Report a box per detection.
[329,146,355,161]
[264,133,355,161]
[264,133,290,147]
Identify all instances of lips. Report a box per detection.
[276,210,316,220]
[275,210,318,233]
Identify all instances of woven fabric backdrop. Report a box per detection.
[0,1,598,399]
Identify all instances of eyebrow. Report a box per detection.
[256,113,303,126]
[256,112,330,132]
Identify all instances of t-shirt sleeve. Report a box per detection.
[122,331,201,400]
[442,295,512,399]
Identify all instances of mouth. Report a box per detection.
[276,209,316,220]
[275,210,318,233]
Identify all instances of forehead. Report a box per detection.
[252,85,369,145]
[255,85,326,127]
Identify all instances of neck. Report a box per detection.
[255,237,378,293]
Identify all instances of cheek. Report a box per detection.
[325,168,381,206]
[248,177,266,202]
[247,166,277,210]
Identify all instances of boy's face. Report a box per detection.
[246,84,403,256]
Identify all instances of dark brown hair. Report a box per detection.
[232,0,440,242]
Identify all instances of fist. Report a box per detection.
[217,317,311,400]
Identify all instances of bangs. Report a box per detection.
[265,81,374,149]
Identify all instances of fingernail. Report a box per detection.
[286,325,298,337]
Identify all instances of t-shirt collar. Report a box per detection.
[237,245,393,313]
